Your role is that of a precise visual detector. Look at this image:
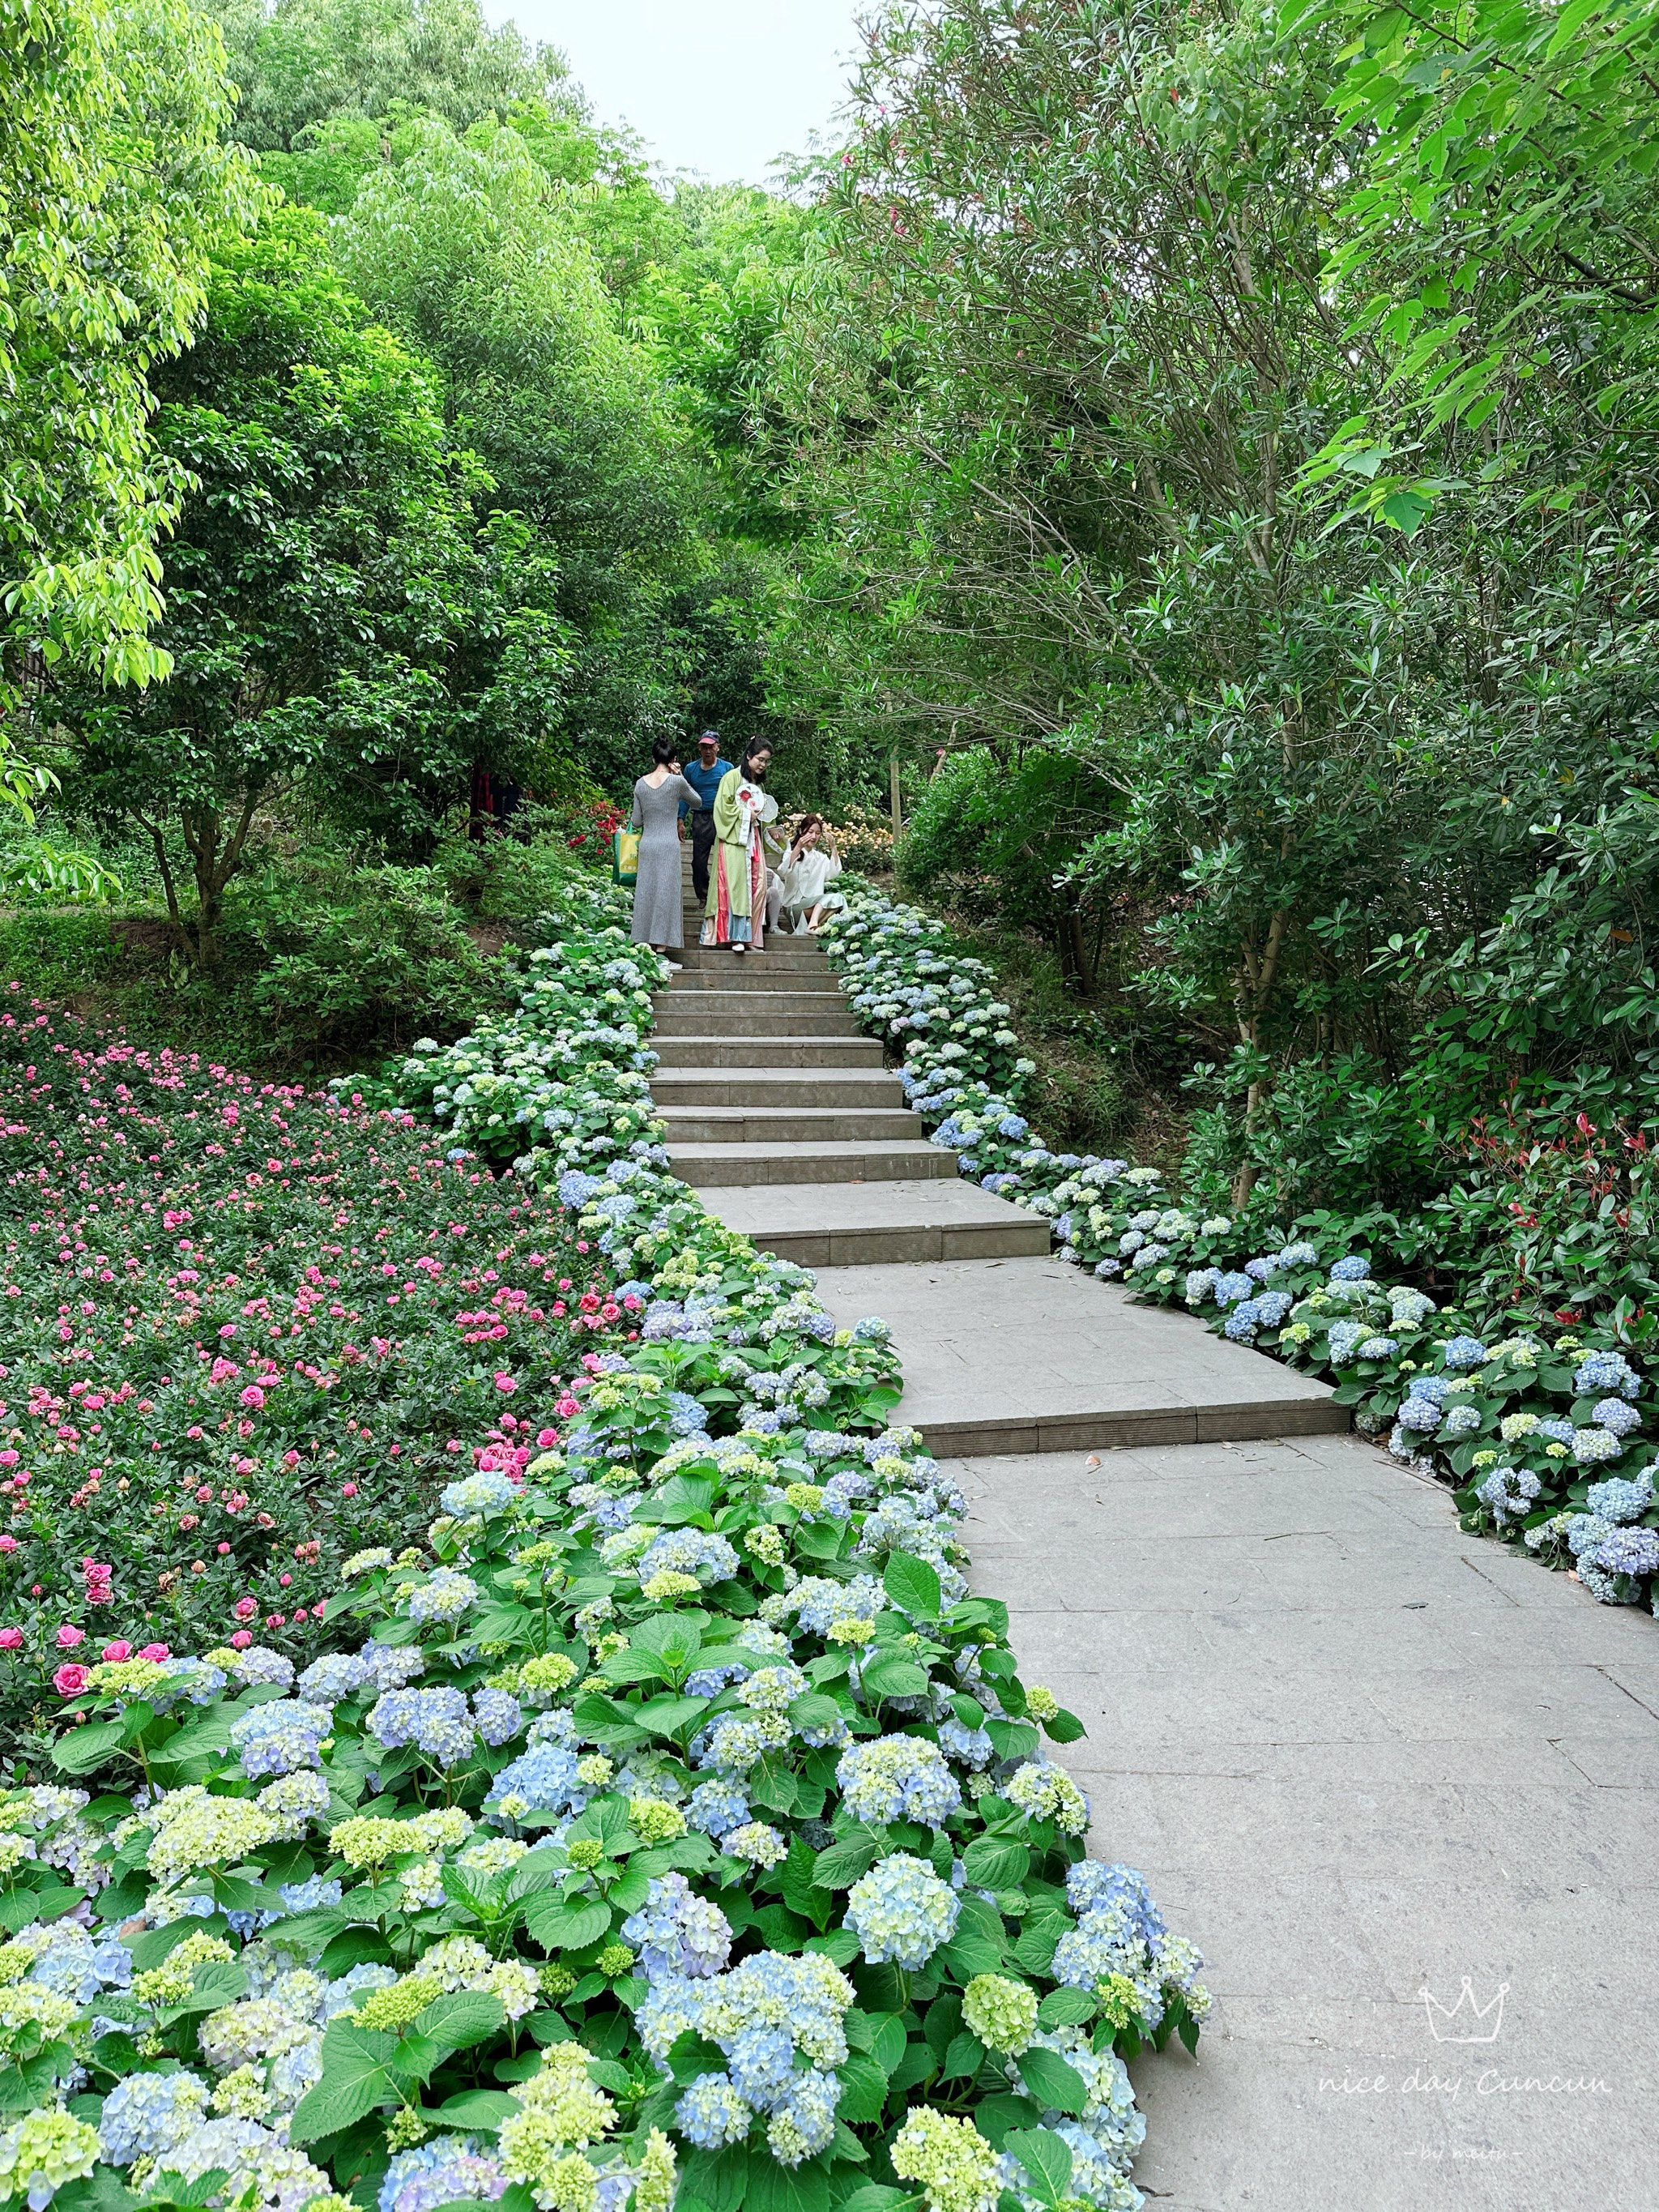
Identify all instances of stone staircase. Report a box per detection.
[652,858,1346,1455]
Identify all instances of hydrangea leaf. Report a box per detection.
[1016,2047,1088,2116]
[882,1551,942,1622]
[288,2020,399,2142]
[1004,2127,1073,2207]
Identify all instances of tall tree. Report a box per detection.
[58,207,476,964]
[204,0,566,151]
[0,0,259,796]
[337,119,701,784]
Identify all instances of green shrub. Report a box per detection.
[223,853,513,1061]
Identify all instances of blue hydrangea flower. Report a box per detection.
[837,1736,962,1827]
[1356,1337,1397,1360]
[1441,1335,1488,1370]
[622,1873,733,1983]
[1476,1466,1540,1525]
[1065,1862,1166,1946]
[440,1470,518,1517]
[1327,1322,1366,1365]
[99,2071,209,2163]
[638,1527,740,1583]
[1328,1256,1371,1281]
[1587,1527,1659,1580]
[1572,1427,1625,1465]
[369,1686,476,1765]
[229,1698,332,1779]
[686,1779,750,1838]
[675,2073,752,2149]
[1396,1396,1444,1433]
[844,1853,960,1968]
[1584,1471,1653,1522]
[1574,1349,1640,1400]
[471,1689,525,1747]
[379,2137,505,2212]
[1441,1403,1482,1436]
[1213,1272,1256,1306]
[1593,1398,1643,1437]
[297,1652,372,1703]
[484,1739,583,1824]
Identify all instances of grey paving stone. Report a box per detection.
[942,1433,1658,2210]
[812,1255,1346,1450]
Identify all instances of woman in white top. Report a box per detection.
[778,815,845,933]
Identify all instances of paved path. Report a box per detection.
[950,1430,1659,2210]
[655,861,1339,1454]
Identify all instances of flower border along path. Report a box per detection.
[819,885,1659,1616]
[0,881,1211,2212]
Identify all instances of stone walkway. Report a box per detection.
[653,871,1340,1454]
[952,1432,1659,2210]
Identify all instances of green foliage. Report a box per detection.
[53,204,474,965]
[335,118,702,787]
[221,851,511,1059]
[207,0,569,152]
[0,0,262,703]
[900,751,1110,989]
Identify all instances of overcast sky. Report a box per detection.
[487,1,867,186]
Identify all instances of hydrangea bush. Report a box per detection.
[820,888,1659,1615]
[0,1370,1208,2212]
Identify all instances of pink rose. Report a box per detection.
[234,1596,258,1621]
[53,1663,89,1695]
[340,1483,357,1498]
[0,1627,22,1650]
[101,1639,132,1662]
[240,1386,265,1409]
[0,1536,16,1554]
[55,1624,85,1649]
[229,1630,253,1649]
[138,1642,169,1661]
[537,1428,557,1448]
[493,1373,517,1394]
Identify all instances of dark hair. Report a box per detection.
[743,739,773,771]
[650,737,681,768]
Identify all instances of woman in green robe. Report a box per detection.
[704,741,778,954]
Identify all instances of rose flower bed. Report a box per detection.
[0,993,629,1737]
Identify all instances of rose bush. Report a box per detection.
[0,994,638,1734]
[820,886,1659,1613]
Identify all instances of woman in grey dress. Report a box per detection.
[629,739,697,953]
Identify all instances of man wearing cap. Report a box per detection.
[680,728,734,907]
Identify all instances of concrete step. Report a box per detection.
[670,942,830,970]
[669,1139,957,1188]
[652,995,860,1035]
[651,1069,906,1108]
[651,1036,887,1069]
[666,969,836,996]
[659,1104,923,1144]
[812,1256,1350,1456]
[697,1177,1055,1264]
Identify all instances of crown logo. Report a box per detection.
[1420,1979,1508,2043]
